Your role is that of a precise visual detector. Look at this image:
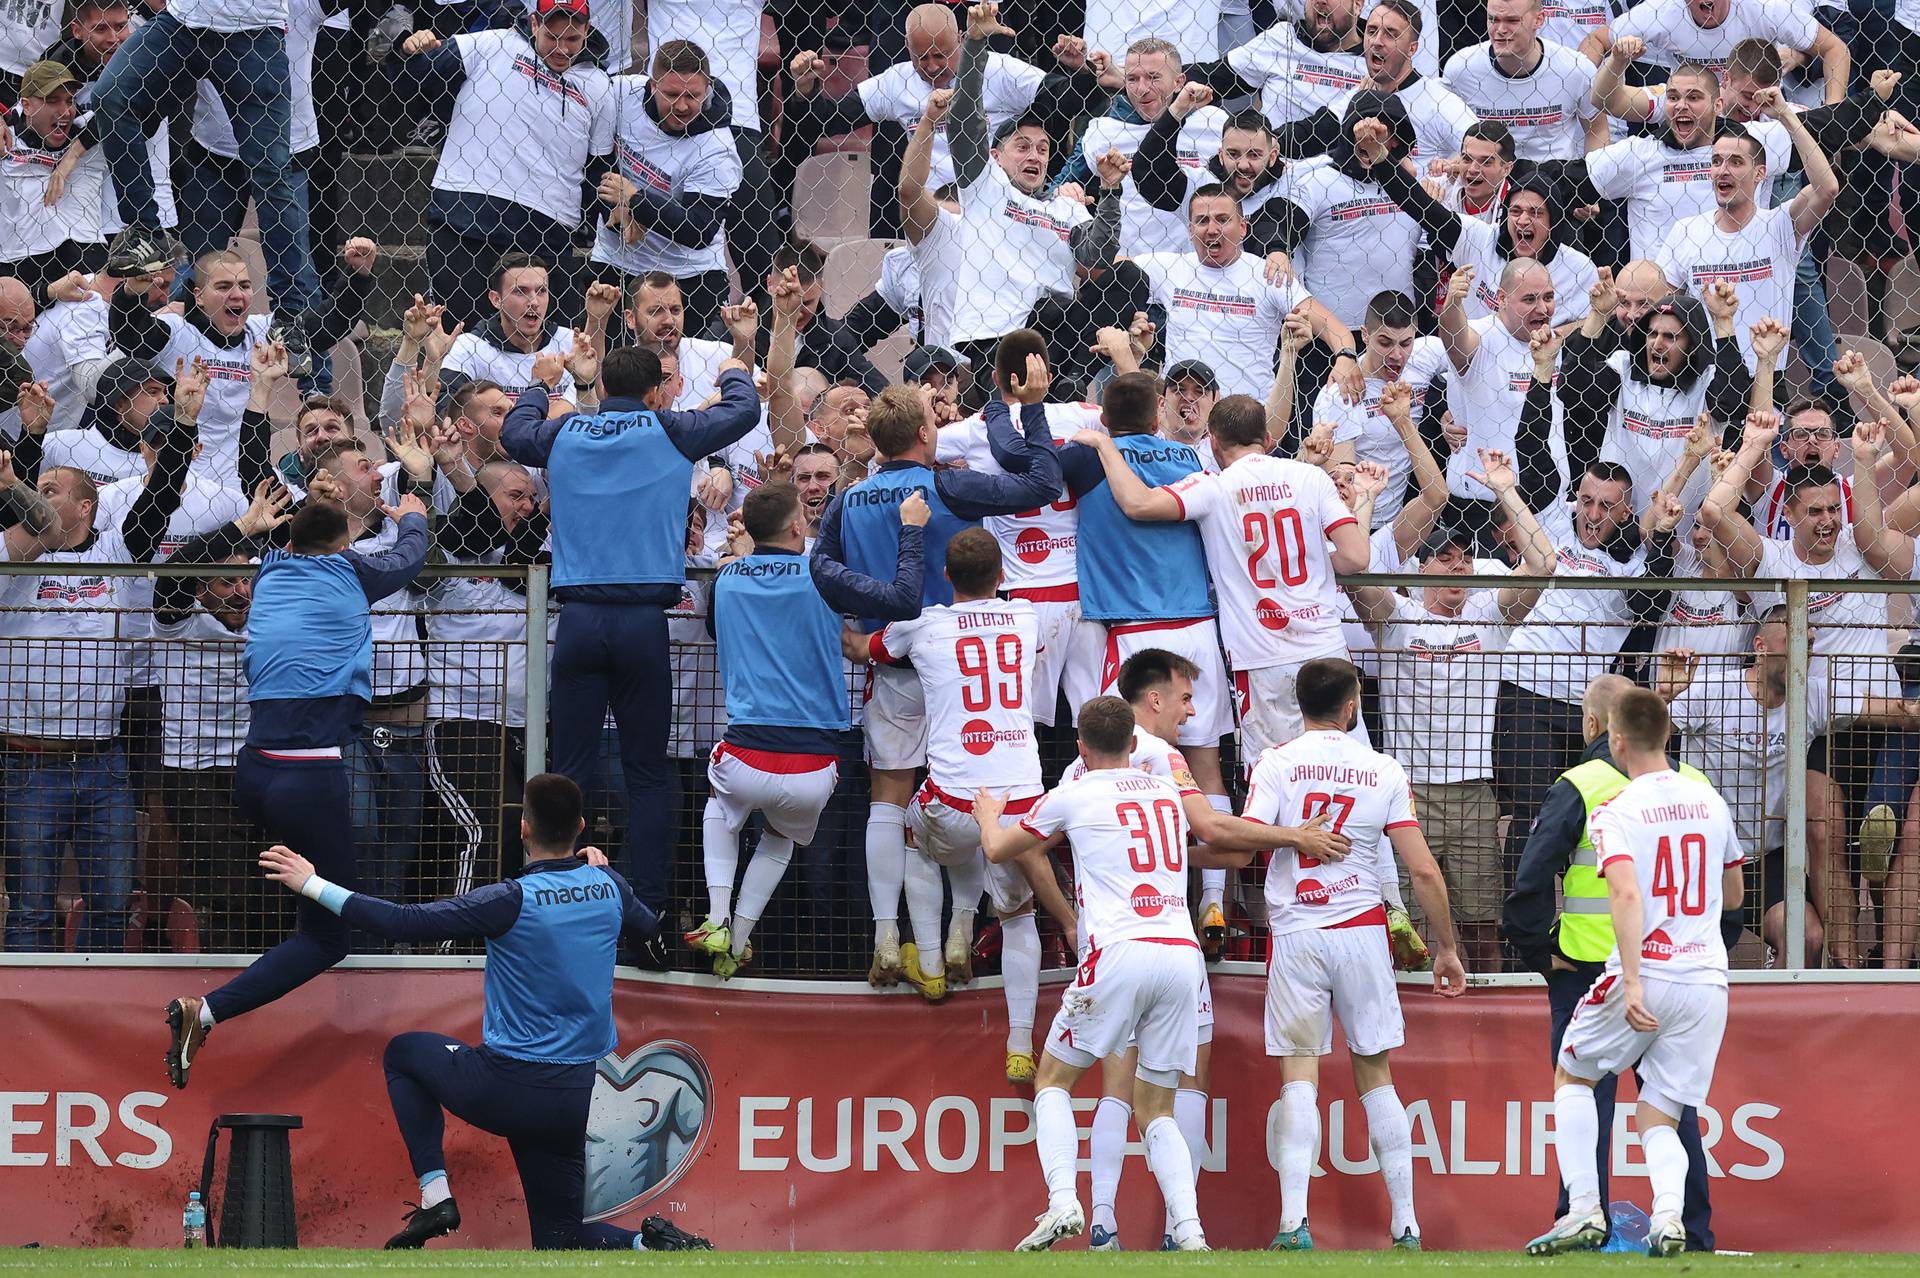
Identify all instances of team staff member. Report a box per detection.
[163,469,431,1084]
[813,361,1062,986]
[690,482,928,980]
[502,343,759,923]
[1501,673,1718,1252]
[257,775,708,1253]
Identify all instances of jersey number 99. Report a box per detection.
[956,634,1024,711]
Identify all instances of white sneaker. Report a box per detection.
[1647,1212,1686,1257]
[1015,1202,1085,1252]
[1174,1230,1210,1251]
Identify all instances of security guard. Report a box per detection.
[1501,673,1718,1252]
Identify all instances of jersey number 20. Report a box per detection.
[1243,510,1309,588]
[956,634,1024,711]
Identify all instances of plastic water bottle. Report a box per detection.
[182,1191,207,1249]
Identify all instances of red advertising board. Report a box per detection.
[1,966,1910,1252]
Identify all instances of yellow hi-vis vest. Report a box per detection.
[1557,757,1711,962]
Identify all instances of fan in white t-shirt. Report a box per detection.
[945,12,1119,347]
[1070,41,1227,257]
[1217,0,1366,127]
[1131,186,1359,400]
[1443,0,1603,161]
[1653,88,1837,372]
[1610,0,1843,96]
[1435,257,1567,512]
[1308,293,1446,522]
[440,254,580,400]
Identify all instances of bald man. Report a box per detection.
[1611,259,1671,333]
[0,276,39,425]
[784,3,1101,237]
[1502,672,1718,1252]
[1437,257,1562,541]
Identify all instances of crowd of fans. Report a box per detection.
[4,0,1920,973]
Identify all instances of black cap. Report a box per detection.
[92,354,168,412]
[1417,523,1471,561]
[902,344,964,382]
[1163,359,1218,393]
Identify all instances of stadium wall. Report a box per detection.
[0,963,1910,1252]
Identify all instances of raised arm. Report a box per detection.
[810,496,929,621]
[938,375,1064,518]
[1135,85,1210,211]
[1699,411,1774,577]
[1385,381,1449,562]
[1437,264,1480,374]
[1810,24,1851,105]
[1590,35,1656,122]
[1850,420,1916,577]
[1070,151,1126,270]
[1474,449,1556,622]
[948,4,1010,192]
[264,843,520,942]
[345,500,431,600]
[765,268,807,455]
[1758,87,1838,239]
[1266,305,1312,447]
[899,87,952,245]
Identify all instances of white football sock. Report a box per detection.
[1089,1095,1131,1234]
[418,1170,450,1209]
[1277,1079,1318,1233]
[1361,1084,1417,1240]
[198,1001,216,1028]
[700,803,737,924]
[1554,1084,1602,1216]
[1144,1115,1201,1244]
[1034,1087,1079,1211]
[732,833,793,956]
[1000,911,1040,1054]
[1164,1088,1207,1237]
[1201,794,1232,909]
[902,851,945,976]
[865,803,907,938]
[1643,1123,1687,1222]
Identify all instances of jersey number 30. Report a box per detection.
[1117,799,1184,873]
[956,635,1024,711]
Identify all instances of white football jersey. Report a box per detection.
[1588,769,1745,986]
[937,403,1104,592]
[1246,729,1419,934]
[1164,453,1355,671]
[873,599,1042,795]
[1020,769,1199,950]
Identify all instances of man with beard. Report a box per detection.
[1560,268,1752,513]
[1181,0,1364,128]
[1134,86,1294,249]
[1702,414,1903,967]
[623,271,752,408]
[947,4,1122,387]
[1371,151,1600,328]
[1263,0,1476,165]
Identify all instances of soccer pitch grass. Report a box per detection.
[0,1253,1906,1275]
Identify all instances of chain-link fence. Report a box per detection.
[3,562,1917,979]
